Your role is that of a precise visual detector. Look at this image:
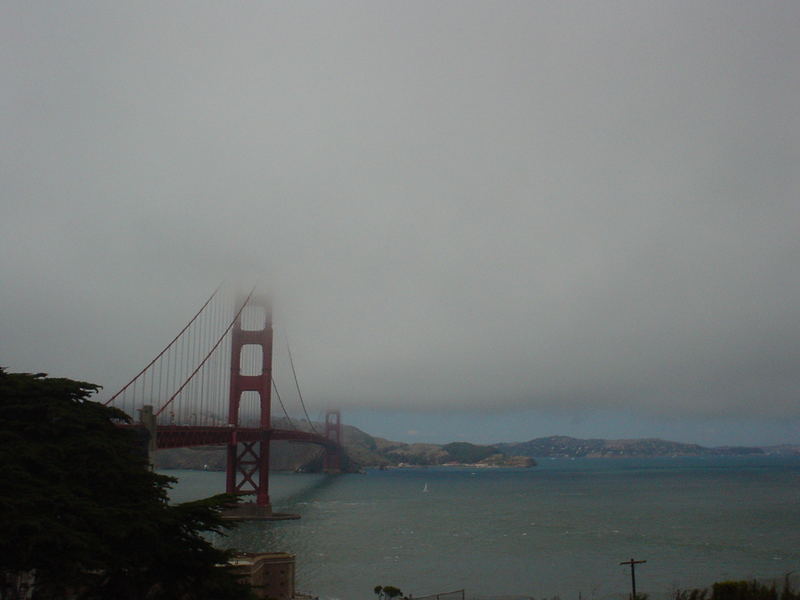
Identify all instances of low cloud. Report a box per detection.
[1,2,798,431]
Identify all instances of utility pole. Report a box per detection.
[619,558,646,600]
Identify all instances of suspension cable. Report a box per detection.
[271,377,295,429]
[104,284,222,406]
[285,335,317,434]
[155,287,255,417]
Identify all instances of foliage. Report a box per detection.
[384,586,404,599]
[783,575,800,600]
[442,442,499,464]
[374,584,404,600]
[674,590,709,600]
[713,581,778,600]
[0,368,253,600]
[674,577,800,600]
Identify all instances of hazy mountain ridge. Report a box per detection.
[155,422,536,470]
[340,428,536,468]
[155,426,796,471]
[495,435,776,458]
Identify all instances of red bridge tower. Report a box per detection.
[226,295,273,511]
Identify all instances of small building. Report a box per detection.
[231,552,296,600]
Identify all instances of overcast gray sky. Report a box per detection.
[2,1,799,446]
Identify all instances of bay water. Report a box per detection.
[163,457,800,600]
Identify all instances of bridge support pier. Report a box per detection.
[226,439,273,513]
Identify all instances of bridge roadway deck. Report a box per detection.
[122,424,338,451]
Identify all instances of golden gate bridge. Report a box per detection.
[102,286,343,518]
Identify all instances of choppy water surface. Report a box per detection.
[164,457,800,600]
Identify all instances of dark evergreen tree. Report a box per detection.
[0,368,253,599]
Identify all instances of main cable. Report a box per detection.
[156,287,255,417]
[285,334,317,434]
[271,377,295,430]
[104,283,222,406]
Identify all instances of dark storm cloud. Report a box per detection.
[2,2,799,425]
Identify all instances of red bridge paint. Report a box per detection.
[117,290,343,512]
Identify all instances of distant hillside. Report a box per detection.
[344,430,535,468]
[496,435,767,458]
[155,426,780,471]
[156,421,536,470]
[759,444,800,456]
